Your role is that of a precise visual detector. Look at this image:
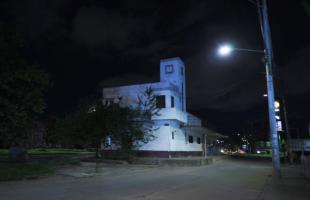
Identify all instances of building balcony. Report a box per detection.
[151,108,187,123]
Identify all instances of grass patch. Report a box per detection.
[0,159,80,181]
[0,148,93,181]
[0,149,9,154]
[0,149,9,157]
[0,162,53,181]
[0,148,95,157]
[28,149,94,157]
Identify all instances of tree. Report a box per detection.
[137,86,161,119]
[44,115,61,147]
[135,86,160,142]
[57,87,160,160]
[108,106,143,151]
[56,98,109,157]
[110,87,160,156]
[0,31,49,156]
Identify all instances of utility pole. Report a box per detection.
[257,0,281,177]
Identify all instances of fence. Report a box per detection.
[289,139,310,152]
[301,155,310,179]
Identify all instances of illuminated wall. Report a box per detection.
[102,57,202,153]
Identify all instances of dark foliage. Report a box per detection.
[0,31,49,148]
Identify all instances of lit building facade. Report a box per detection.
[102,57,212,157]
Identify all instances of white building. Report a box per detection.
[102,57,217,157]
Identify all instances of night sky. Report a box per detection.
[1,0,310,137]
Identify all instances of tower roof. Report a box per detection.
[160,57,184,65]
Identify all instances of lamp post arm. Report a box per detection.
[233,48,265,53]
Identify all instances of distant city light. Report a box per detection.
[263,94,268,97]
[257,150,261,154]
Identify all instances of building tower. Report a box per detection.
[159,57,186,112]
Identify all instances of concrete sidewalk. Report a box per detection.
[262,165,310,200]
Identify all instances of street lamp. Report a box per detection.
[217,44,281,177]
[215,0,281,178]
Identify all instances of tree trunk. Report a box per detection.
[95,143,102,159]
[96,146,99,158]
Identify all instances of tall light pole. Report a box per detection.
[258,0,281,178]
[216,0,281,178]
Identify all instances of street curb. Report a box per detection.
[132,155,227,166]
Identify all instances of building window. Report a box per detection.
[171,96,174,108]
[165,64,173,73]
[156,95,165,108]
[172,132,174,139]
[197,137,201,144]
[181,67,183,75]
[189,135,193,143]
[181,83,184,111]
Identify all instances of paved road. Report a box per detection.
[0,158,309,200]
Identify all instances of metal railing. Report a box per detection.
[289,139,310,152]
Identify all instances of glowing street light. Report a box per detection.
[217,44,264,57]
[218,44,233,56]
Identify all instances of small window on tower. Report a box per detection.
[181,67,183,75]
[165,64,173,73]
[171,96,174,108]
[156,95,166,108]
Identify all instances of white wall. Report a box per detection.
[170,128,203,151]
[138,125,202,152]
[138,126,171,151]
[187,113,202,127]
[103,84,152,108]
[103,83,186,123]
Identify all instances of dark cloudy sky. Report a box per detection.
[1,0,310,136]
